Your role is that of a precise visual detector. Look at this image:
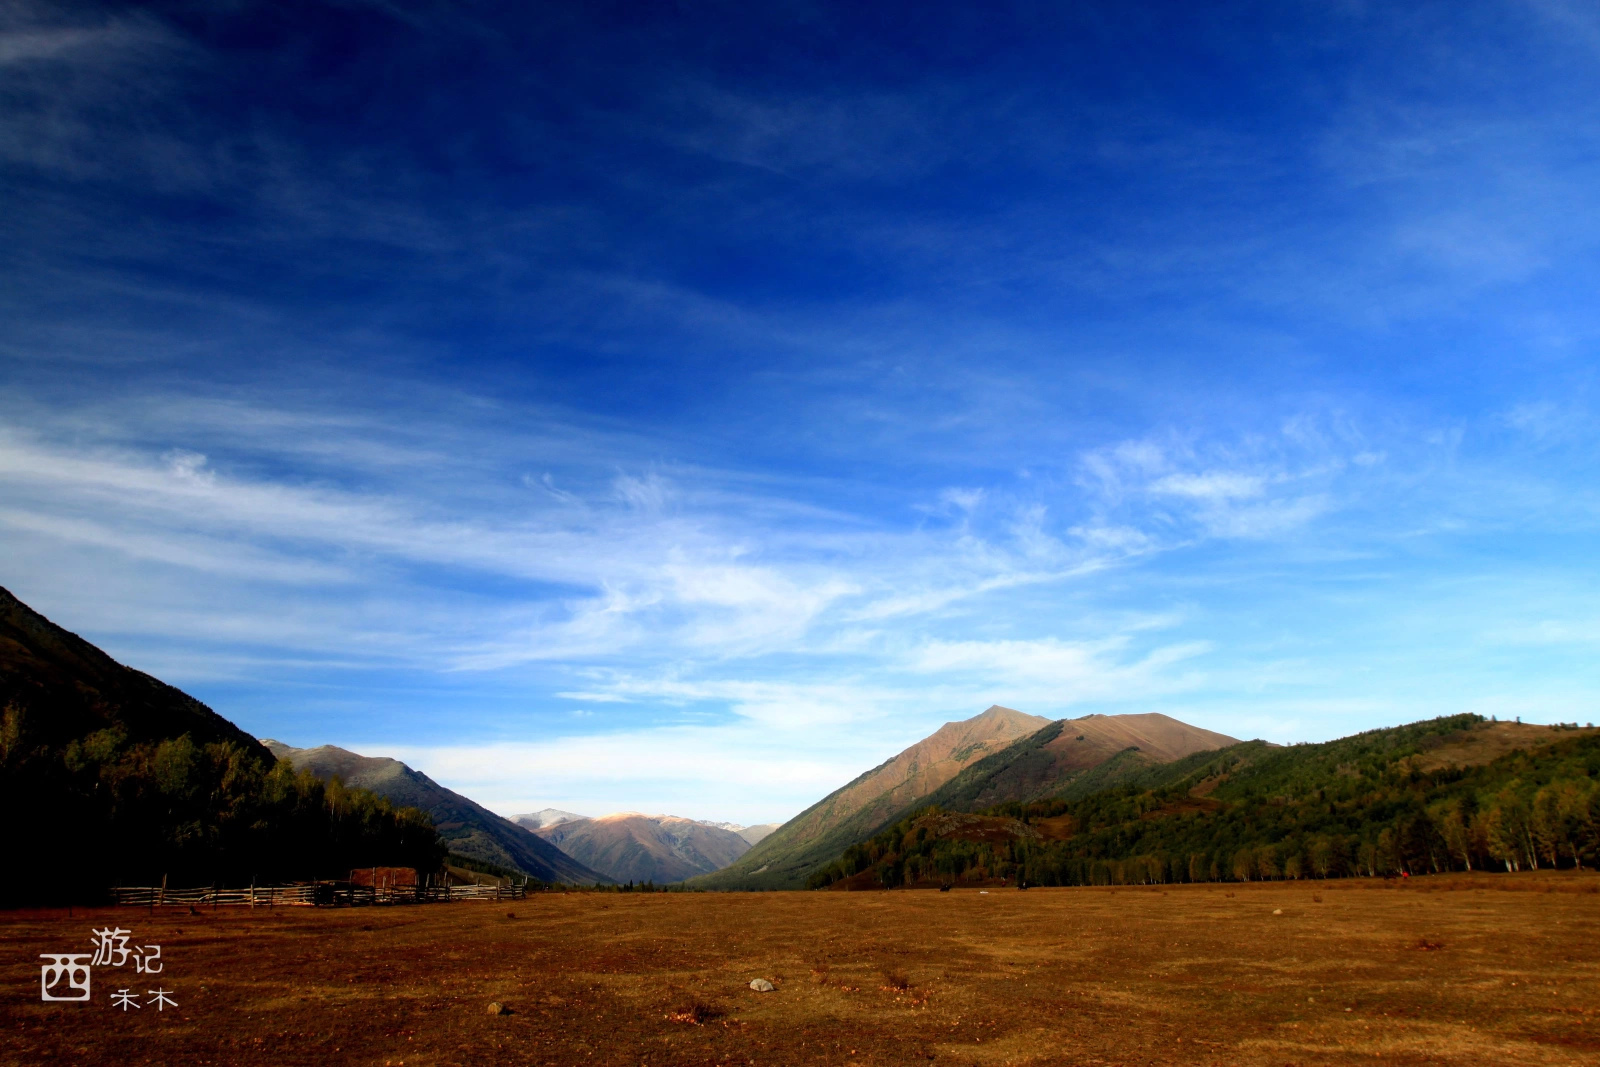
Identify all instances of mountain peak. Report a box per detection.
[970,704,1042,725]
[692,703,1055,890]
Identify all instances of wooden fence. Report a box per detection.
[109,881,527,908]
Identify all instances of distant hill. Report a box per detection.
[263,741,610,885]
[809,714,1600,889]
[737,823,780,846]
[696,820,780,845]
[692,705,1054,890]
[532,813,753,883]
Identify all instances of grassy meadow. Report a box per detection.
[6,872,1598,1066]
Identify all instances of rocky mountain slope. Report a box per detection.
[919,712,1241,812]
[691,705,1053,890]
[263,741,609,885]
[532,812,754,883]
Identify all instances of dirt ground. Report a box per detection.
[5,871,1598,1066]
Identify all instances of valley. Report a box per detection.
[8,580,1597,907]
[262,741,608,886]
[528,812,756,884]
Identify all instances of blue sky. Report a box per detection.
[3,0,1598,823]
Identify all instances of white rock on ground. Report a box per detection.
[749,978,776,992]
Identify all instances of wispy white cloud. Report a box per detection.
[905,635,1210,696]
[0,400,1109,672]
[0,385,1453,693]
[1152,471,1264,500]
[1073,425,1363,544]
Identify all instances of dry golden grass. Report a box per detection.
[1407,722,1599,773]
[5,871,1599,1066]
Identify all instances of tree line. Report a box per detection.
[4,707,445,905]
[808,716,1600,890]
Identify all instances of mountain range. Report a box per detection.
[2,582,1305,894]
[254,744,776,885]
[263,701,1242,890]
[525,812,755,884]
[262,741,609,885]
[12,581,1598,912]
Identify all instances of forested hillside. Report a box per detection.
[1,588,444,904]
[808,715,1600,889]
[4,729,446,904]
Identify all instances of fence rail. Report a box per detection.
[109,882,527,908]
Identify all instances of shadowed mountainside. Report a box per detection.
[263,741,610,885]
[691,705,1053,890]
[532,813,753,883]
[0,585,272,759]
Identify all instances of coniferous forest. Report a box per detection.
[808,715,1600,890]
[3,718,446,905]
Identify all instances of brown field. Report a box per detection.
[5,872,1599,1066]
